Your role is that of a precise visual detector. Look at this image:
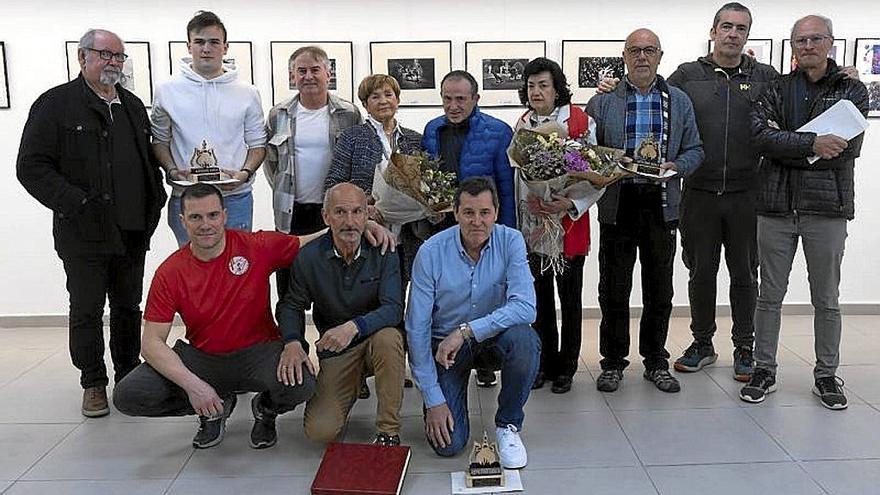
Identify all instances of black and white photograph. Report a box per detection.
[387,58,435,90]
[562,40,625,103]
[855,38,880,117]
[781,38,846,74]
[66,40,153,106]
[465,41,545,106]
[270,41,353,105]
[0,42,9,109]
[708,38,773,67]
[578,56,624,88]
[169,41,254,84]
[481,58,527,90]
[370,41,450,106]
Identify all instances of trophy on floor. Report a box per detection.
[618,134,665,177]
[465,431,505,488]
[187,140,224,183]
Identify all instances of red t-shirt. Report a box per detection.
[144,230,300,354]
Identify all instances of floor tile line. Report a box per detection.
[599,390,662,495]
[0,348,64,390]
[164,445,196,495]
[14,421,84,482]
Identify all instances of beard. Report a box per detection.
[99,68,121,86]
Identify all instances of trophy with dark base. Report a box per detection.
[617,134,669,178]
[465,432,505,488]
[187,140,226,183]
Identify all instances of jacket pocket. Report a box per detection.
[267,133,291,184]
[73,197,108,242]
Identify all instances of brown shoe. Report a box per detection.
[82,386,110,417]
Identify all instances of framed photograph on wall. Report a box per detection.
[780,38,846,74]
[370,41,451,107]
[562,40,625,104]
[66,40,153,106]
[168,41,254,84]
[0,42,9,109]
[270,41,353,106]
[855,38,880,118]
[708,39,773,67]
[465,41,546,107]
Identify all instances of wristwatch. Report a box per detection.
[458,323,474,342]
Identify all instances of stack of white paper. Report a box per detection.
[796,99,870,164]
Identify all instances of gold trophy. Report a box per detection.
[187,140,224,183]
[618,134,664,177]
[465,431,505,488]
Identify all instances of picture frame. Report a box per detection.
[707,38,773,67]
[465,41,546,107]
[66,40,153,106]
[270,41,353,106]
[168,41,254,84]
[0,42,9,109]
[370,41,451,107]
[855,38,880,118]
[562,40,625,104]
[780,38,846,74]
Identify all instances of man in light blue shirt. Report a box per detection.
[406,177,539,469]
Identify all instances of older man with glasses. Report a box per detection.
[17,28,166,417]
[586,28,704,394]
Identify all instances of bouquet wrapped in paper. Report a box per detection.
[371,151,456,226]
[509,122,630,272]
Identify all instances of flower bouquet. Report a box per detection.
[371,151,457,226]
[509,122,629,272]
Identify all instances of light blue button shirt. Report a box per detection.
[405,223,536,408]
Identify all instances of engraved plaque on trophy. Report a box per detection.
[465,431,505,488]
[617,134,671,178]
[187,140,223,183]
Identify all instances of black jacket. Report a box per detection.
[751,60,869,220]
[668,54,778,193]
[16,75,166,256]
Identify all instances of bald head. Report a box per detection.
[623,29,663,91]
[323,183,367,211]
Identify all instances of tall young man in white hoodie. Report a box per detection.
[152,11,267,246]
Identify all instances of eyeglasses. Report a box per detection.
[625,46,660,57]
[83,47,128,63]
[792,35,831,48]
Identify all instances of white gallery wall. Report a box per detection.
[0,0,878,317]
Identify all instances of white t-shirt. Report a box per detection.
[294,105,332,204]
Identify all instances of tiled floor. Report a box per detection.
[1,315,879,494]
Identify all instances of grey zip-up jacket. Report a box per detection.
[668,54,778,193]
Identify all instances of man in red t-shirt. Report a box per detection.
[113,183,393,450]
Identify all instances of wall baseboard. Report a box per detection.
[2,304,879,329]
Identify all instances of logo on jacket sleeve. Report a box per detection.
[228,256,250,276]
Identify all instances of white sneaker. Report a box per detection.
[495,424,527,469]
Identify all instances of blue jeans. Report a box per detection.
[428,324,540,457]
[167,191,253,247]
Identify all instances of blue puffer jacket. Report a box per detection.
[422,108,516,227]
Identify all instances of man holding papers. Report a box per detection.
[741,14,869,409]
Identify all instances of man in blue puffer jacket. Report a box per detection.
[422,70,516,388]
[423,70,516,228]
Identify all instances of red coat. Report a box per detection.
[561,105,591,257]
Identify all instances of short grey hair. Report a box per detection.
[791,15,833,39]
[288,46,330,70]
[78,29,123,52]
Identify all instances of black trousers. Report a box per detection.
[113,340,316,417]
[60,231,146,389]
[598,184,676,371]
[680,187,757,349]
[276,202,326,300]
[530,253,585,379]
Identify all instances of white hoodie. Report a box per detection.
[151,60,266,196]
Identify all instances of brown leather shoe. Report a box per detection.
[82,386,110,417]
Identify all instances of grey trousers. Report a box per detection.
[754,214,847,379]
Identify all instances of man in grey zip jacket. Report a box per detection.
[666,3,778,381]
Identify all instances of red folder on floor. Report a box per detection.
[311,442,411,495]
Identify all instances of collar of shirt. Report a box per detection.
[327,237,364,263]
[528,106,560,127]
[366,114,401,157]
[84,80,121,122]
[624,76,659,96]
[454,225,494,263]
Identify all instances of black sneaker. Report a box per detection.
[532,371,546,390]
[740,368,776,403]
[674,341,717,372]
[643,369,681,393]
[373,432,401,447]
[596,369,623,392]
[551,375,573,394]
[192,394,237,449]
[249,392,278,449]
[813,376,848,410]
[476,369,498,388]
[733,347,754,382]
